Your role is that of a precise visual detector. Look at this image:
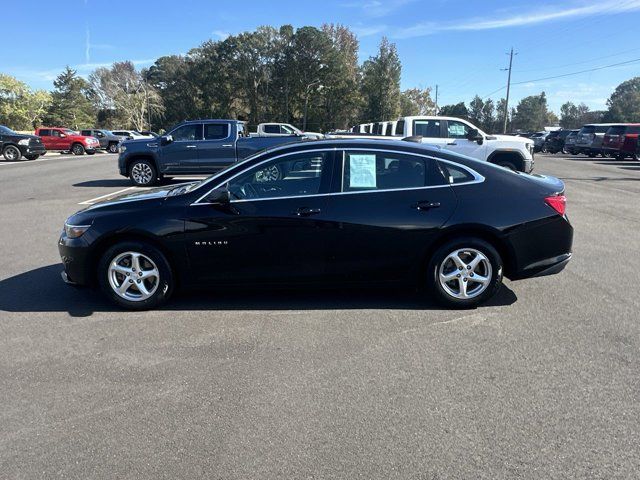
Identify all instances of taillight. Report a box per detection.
[545,195,566,216]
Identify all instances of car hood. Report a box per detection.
[84,184,178,211]
[489,134,533,145]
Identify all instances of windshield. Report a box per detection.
[282,124,298,134]
[0,126,17,135]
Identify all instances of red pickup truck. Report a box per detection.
[34,127,100,155]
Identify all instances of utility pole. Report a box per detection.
[434,85,438,114]
[502,48,515,134]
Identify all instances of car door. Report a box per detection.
[184,149,335,285]
[193,123,236,171]
[442,120,487,159]
[50,129,66,150]
[321,148,458,283]
[37,129,51,149]
[160,123,202,173]
[412,119,448,147]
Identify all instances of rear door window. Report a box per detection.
[263,125,280,134]
[204,123,229,140]
[413,120,442,138]
[340,151,445,192]
[607,126,625,136]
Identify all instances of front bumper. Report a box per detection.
[58,234,91,286]
[19,144,46,156]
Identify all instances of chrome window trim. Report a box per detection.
[191,147,484,206]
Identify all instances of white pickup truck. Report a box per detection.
[251,123,324,140]
[340,116,535,173]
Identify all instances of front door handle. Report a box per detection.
[413,201,441,211]
[294,207,321,217]
[222,144,234,148]
[446,141,457,146]
[185,145,197,149]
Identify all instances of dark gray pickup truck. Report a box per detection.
[118,119,306,186]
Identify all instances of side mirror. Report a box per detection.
[160,135,173,146]
[60,133,66,138]
[204,188,230,205]
[466,128,483,145]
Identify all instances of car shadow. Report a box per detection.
[0,264,518,317]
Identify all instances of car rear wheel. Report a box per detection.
[129,159,158,186]
[98,242,174,310]
[72,143,85,155]
[3,145,22,161]
[428,238,503,308]
[108,142,119,153]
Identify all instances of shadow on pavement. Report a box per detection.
[0,264,518,317]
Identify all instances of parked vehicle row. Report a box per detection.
[251,123,324,140]
[538,123,640,160]
[339,116,535,173]
[60,137,573,311]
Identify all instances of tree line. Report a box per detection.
[1,24,639,133]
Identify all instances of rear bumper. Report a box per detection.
[515,253,572,279]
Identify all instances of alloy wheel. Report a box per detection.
[131,163,153,185]
[108,251,159,301]
[438,248,492,300]
[4,146,19,160]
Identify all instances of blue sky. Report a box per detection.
[3,0,640,113]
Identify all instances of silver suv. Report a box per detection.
[575,124,617,157]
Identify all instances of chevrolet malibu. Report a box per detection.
[59,139,573,310]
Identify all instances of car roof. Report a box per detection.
[181,119,245,124]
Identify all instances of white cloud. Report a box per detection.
[212,29,230,40]
[342,0,416,18]
[351,24,388,37]
[384,0,640,38]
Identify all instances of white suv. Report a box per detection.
[394,116,535,172]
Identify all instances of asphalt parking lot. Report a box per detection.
[1,152,639,478]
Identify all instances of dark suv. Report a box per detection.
[544,129,574,154]
[80,129,125,153]
[0,125,46,161]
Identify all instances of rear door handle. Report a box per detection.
[222,144,234,148]
[294,207,321,217]
[185,145,197,149]
[413,201,441,211]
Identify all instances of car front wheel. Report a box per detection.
[108,142,119,153]
[428,238,503,308]
[72,143,85,155]
[98,242,174,310]
[129,159,157,186]
[3,145,22,161]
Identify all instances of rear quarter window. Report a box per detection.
[438,162,476,184]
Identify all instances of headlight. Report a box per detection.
[18,138,30,145]
[64,223,91,239]
[119,145,126,153]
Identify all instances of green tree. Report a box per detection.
[45,67,95,129]
[606,77,640,122]
[360,37,401,122]
[468,95,484,128]
[89,62,163,130]
[481,98,495,133]
[438,102,468,119]
[559,101,591,128]
[0,74,51,130]
[512,92,553,131]
[399,87,435,116]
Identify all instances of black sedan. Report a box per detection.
[59,139,573,310]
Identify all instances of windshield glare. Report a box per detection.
[63,129,77,135]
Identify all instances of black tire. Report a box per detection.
[427,237,503,309]
[72,143,85,155]
[108,142,119,153]
[128,159,158,186]
[24,154,39,160]
[98,241,174,310]
[498,161,517,171]
[3,145,22,161]
[86,150,96,155]
[587,151,596,158]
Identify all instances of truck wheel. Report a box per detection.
[129,159,157,186]
[3,145,23,161]
[72,143,85,155]
[108,142,119,153]
[24,154,39,160]
[498,161,517,171]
